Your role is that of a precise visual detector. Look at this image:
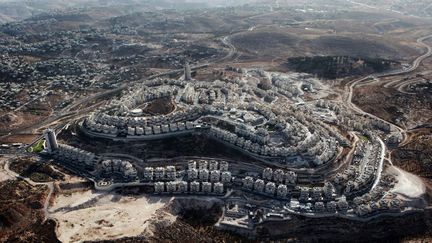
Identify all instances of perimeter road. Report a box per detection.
[371,137,386,190]
[345,34,432,145]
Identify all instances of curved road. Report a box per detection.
[345,34,432,144]
[371,138,386,190]
[384,34,432,81]
[18,31,239,144]
[219,36,238,63]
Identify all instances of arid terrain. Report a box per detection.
[1,0,432,242]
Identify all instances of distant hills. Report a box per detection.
[348,0,432,17]
[0,0,429,25]
[0,0,264,24]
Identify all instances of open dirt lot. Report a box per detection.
[0,156,13,182]
[49,190,175,242]
[388,166,426,201]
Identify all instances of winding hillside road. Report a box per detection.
[345,34,432,144]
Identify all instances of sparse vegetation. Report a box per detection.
[287,56,399,79]
[0,0,431,242]
[28,139,45,153]
[0,180,59,243]
[9,156,64,182]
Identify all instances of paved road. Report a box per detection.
[384,35,432,79]
[219,36,238,63]
[342,34,432,193]
[345,34,432,145]
[371,138,386,190]
[17,30,240,148]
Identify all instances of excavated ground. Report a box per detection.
[0,180,59,242]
